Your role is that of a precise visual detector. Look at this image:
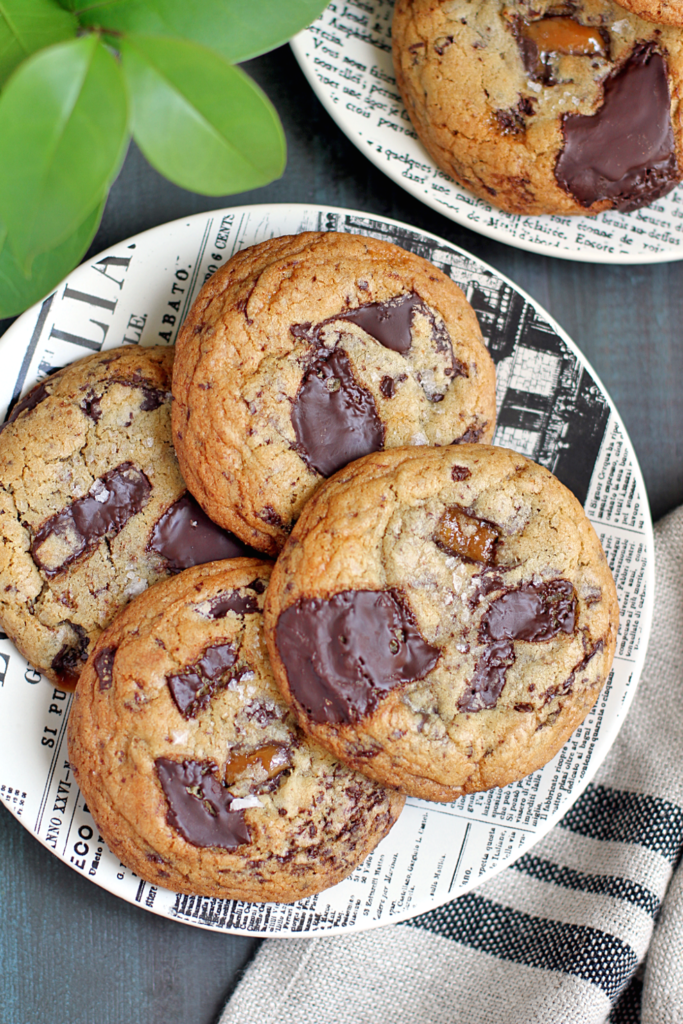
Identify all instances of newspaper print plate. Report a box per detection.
[291,0,683,264]
[0,204,653,937]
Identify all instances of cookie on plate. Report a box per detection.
[264,445,619,802]
[68,559,404,903]
[0,346,254,690]
[172,231,496,556]
[613,0,683,25]
[392,0,683,215]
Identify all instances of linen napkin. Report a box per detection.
[220,507,683,1024]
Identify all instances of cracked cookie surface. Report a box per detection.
[172,231,496,555]
[0,346,252,690]
[264,445,619,801]
[392,0,683,215]
[613,0,683,25]
[68,559,404,903]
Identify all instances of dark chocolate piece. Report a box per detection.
[458,639,515,712]
[291,347,384,477]
[32,464,151,576]
[556,44,679,212]
[247,578,267,595]
[380,375,396,399]
[6,381,51,425]
[2,370,64,431]
[451,465,472,481]
[94,646,116,691]
[275,589,440,725]
[204,591,259,619]
[453,424,487,444]
[480,580,576,643]
[435,506,498,563]
[469,570,506,608]
[156,758,250,849]
[80,393,102,422]
[338,292,424,354]
[149,493,254,571]
[51,622,90,684]
[139,386,170,411]
[167,642,238,717]
[546,638,605,702]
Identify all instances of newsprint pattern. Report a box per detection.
[291,0,683,263]
[0,205,653,936]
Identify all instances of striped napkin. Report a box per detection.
[220,507,683,1024]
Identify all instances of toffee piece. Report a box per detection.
[172,231,496,555]
[264,445,619,802]
[68,559,404,903]
[392,0,683,216]
[0,345,253,690]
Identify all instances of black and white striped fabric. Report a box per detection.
[220,509,683,1024]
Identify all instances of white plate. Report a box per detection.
[0,203,653,937]
[291,0,683,263]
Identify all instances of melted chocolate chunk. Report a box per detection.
[380,375,396,399]
[6,380,52,427]
[291,347,384,477]
[469,570,506,608]
[453,424,487,444]
[156,758,250,849]
[167,642,238,717]
[338,292,424,354]
[52,622,89,683]
[458,639,515,713]
[556,44,679,212]
[546,638,604,702]
[94,646,116,691]
[248,578,267,595]
[32,464,151,576]
[139,386,170,411]
[148,493,253,571]
[204,591,259,619]
[275,589,440,725]
[480,580,576,643]
[451,465,472,481]
[257,505,285,528]
[435,506,499,564]
[2,370,65,431]
[80,393,102,422]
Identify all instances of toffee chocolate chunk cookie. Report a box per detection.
[0,346,253,690]
[68,559,404,903]
[264,445,619,802]
[172,232,496,556]
[614,0,683,25]
[392,0,683,215]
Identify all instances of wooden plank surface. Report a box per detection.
[1,44,681,1024]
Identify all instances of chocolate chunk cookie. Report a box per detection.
[264,445,619,802]
[393,0,683,215]
[68,559,404,903]
[0,346,253,690]
[172,232,496,556]
[614,0,683,25]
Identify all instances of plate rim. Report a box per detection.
[0,200,655,937]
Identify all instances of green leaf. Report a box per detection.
[121,34,285,196]
[0,35,128,271]
[0,197,104,317]
[0,0,76,87]
[77,0,330,63]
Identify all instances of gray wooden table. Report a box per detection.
[1,44,681,1024]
